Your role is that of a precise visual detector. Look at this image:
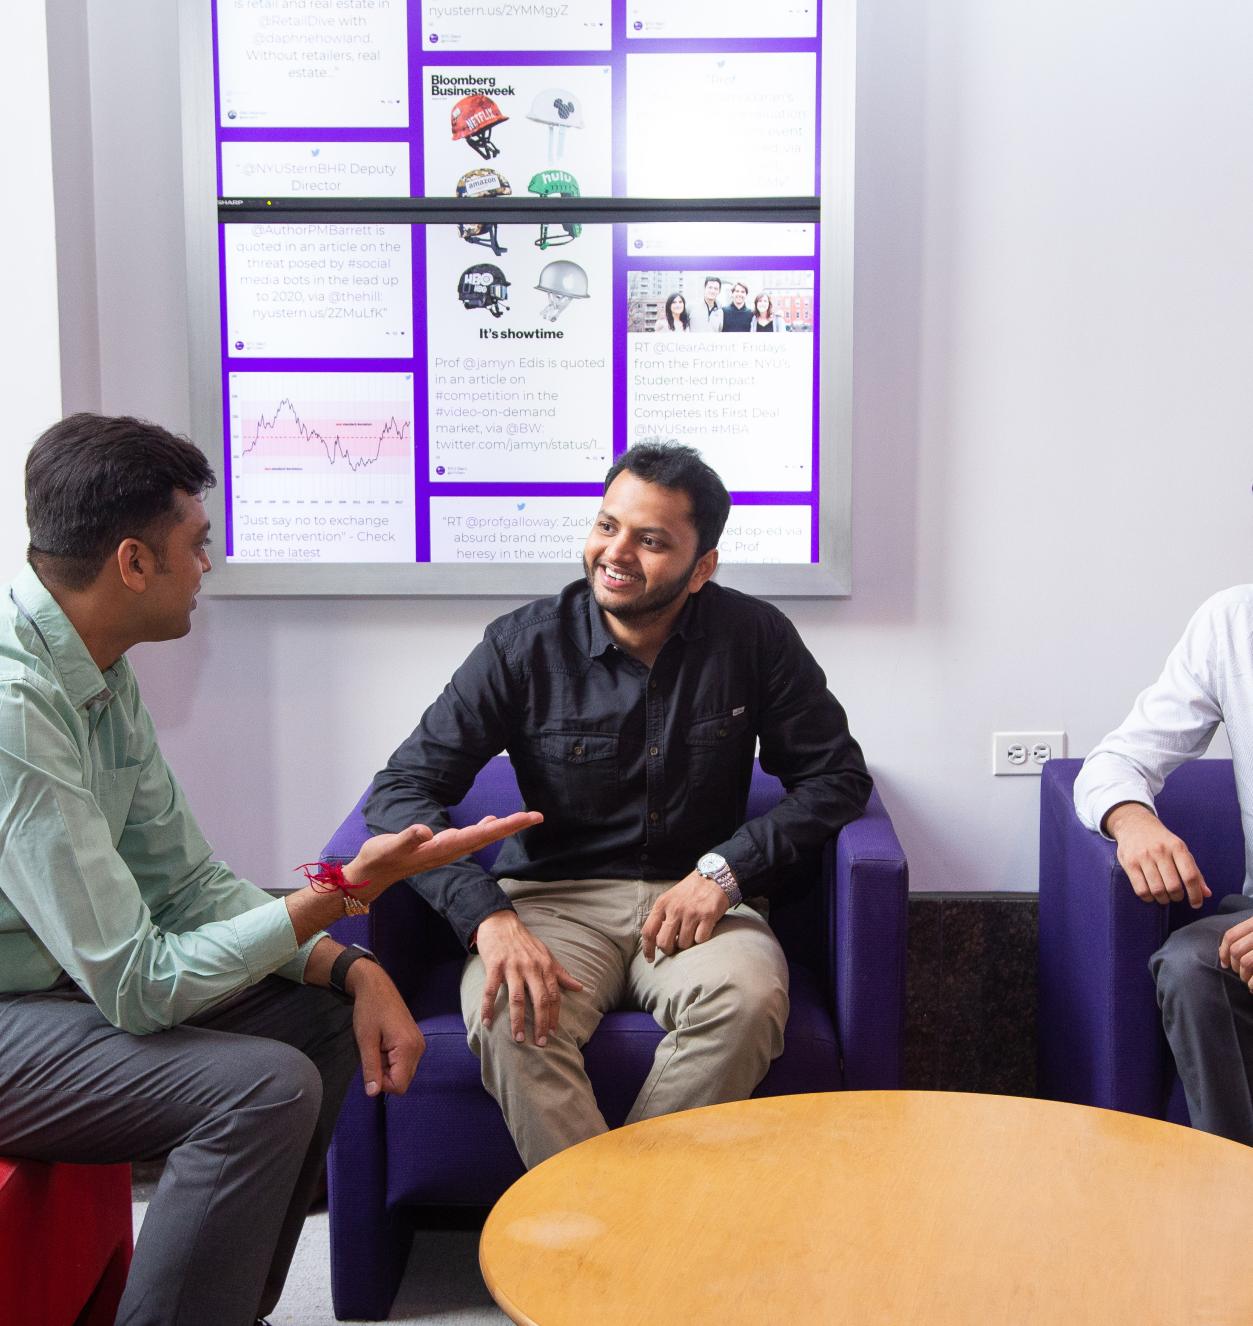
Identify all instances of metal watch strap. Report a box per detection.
[699,859,743,908]
[329,944,379,995]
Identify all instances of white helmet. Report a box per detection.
[535,260,589,322]
[526,89,584,129]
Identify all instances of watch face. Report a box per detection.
[698,852,727,876]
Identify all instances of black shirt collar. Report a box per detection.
[582,579,711,658]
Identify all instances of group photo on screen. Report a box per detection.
[627,270,815,336]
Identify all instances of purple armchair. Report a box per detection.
[1038,757,1244,1125]
[324,758,908,1320]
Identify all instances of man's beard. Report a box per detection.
[583,552,699,623]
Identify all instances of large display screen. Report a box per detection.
[183,0,852,594]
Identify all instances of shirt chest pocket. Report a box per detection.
[518,730,619,817]
[90,765,142,846]
[685,709,750,757]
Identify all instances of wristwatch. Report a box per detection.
[329,943,380,995]
[696,852,743,908]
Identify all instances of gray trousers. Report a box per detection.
[0,974,356,1326]
[1151,893,1253,1145]
[461,877,790,1169]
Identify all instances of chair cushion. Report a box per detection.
[383,961,841,1207]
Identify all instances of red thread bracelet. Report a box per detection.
[293,861,371,894]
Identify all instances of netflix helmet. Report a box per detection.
[456,168,512,256]
[526,89,584,130]
[450,95,508,160]
[535,259,589,323]
[458,263,510,318]
[527,169,582,250]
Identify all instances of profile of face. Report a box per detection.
[704,279,721,304]
[731,285,748,307]
[140,490,213,641]
[582,471,715,625]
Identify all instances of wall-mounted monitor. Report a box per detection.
[180,0,853,595]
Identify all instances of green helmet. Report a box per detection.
[527,169,582,249]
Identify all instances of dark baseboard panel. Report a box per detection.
[904,892,1038,1097]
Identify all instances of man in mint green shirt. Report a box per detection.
[0,413,539,1326]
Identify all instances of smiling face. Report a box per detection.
[703,279,721,304]
[670,295,685,318]
[582,471,716,627]
[731,284,748,308]
[756,294,771,317]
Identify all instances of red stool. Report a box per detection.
[0,1158,133,1325]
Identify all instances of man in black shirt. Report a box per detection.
[368,444,870,1166]
[722,281,754,331]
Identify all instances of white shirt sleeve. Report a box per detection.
[1074,594,1227,837]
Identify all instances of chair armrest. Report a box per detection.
[832,788,909,1089]
[1038,760,1170,1116]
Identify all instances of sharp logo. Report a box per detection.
[553,98,575,120]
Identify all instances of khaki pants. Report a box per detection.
[461,876,789,1168]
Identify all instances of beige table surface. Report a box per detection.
[479,1089,1253,1325]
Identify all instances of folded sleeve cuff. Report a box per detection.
[228,898,301,981]
[1081,784,1158,840]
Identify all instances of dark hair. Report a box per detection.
[26,413,216,590]
[703,275,722,289]
[603,443,730,555]
[755,291,774,321]
[664,292,690,331]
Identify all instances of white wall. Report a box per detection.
[42,0,1253,894]
[0,4,63,569]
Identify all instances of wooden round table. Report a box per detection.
[479,1090,1253,1325]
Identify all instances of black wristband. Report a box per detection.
[329,943,379,995]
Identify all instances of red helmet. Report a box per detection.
[451,95,508,160]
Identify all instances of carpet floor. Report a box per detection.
[133,1203,510,1324]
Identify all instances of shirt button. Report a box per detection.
[717,727,728,738]
[649,745,659,757]
[649,680,658,690]
[572,744,584,756]
[649,811,659,823]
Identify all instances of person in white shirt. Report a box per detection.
[1074,586,1253,1144]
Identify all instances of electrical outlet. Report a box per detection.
[993,731,1066,776]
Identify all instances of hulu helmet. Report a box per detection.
[458,263,509,318]
[526,88,583,163]
[535,259,589,323]
[456,168,512,256]
[450,95,508,160]
[527,169,582,250]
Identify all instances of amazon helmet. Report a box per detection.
[451,95,508,160]
[535,259,589,323]
[456,168,512,256]
[527,169,582,250]
[458,263,509,318]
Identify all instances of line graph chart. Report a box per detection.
[228,372,416,563]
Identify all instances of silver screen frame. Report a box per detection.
[179,0,854,597]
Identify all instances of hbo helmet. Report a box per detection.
[456,168,512,256]
[535,259,589,323]
[528,169,581,250]
[450,95,508,159]
[458,263,509,318]
[526,89,584,129]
